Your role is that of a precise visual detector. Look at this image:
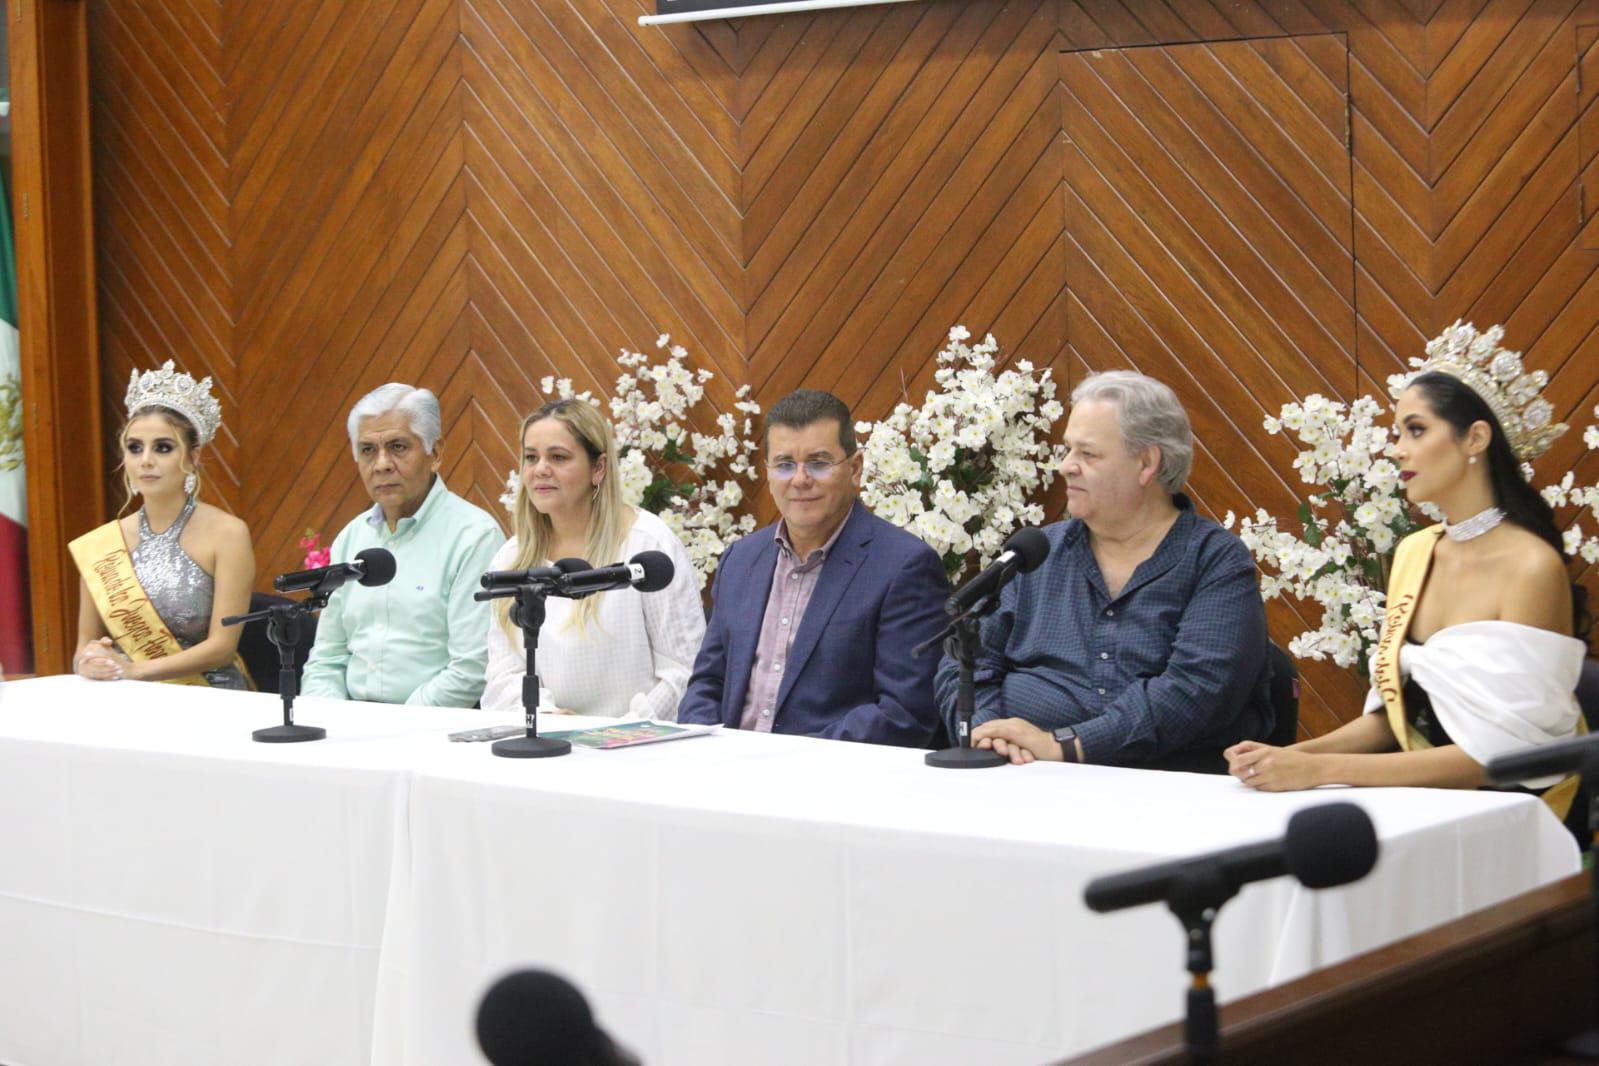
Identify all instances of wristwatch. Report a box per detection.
[1052,725,1081,763]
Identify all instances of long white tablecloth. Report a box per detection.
[0,676,1580,1065]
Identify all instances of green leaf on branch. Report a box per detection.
[942,551,968,583]
[1297,502,1323,548]
[661,437,691,466]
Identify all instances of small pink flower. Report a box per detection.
[301,530,328,569]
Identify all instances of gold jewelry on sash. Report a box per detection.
[1375,526,1580,820]
[68,520,247,688]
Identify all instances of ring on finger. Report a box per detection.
[1248,766,1258,778]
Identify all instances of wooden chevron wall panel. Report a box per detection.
[89,0,236,510]
[83,0,1599,734]
[1582,24,1599,247]
[1063,34,1359,735]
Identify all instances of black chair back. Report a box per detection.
[1562,660,1599,851]
[1265,642,1300,748]
[235,592,318,694]
[1577,660,1599,729]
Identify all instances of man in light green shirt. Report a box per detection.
[301,383,503,707]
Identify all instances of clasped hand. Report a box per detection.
[1224,740,1322,791]
[74,638,135,682]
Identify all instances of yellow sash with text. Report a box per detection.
[68,520,244,687]
[1374,526,1581,820]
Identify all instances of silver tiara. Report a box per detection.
[1387,321,1565,462]
[124,361,223,445]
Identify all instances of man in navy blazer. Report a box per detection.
[678,390,949,746]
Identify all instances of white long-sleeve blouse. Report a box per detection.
[481,509,706,720]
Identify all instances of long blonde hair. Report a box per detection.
[117,406,204,513]
[495,400,629,638]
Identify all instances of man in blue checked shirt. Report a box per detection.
[948,371,1273,773]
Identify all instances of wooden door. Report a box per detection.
[1063,35,1360,734]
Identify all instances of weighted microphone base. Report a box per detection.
[492,734,571,759]
[925,745,1007,769]
[253,723,326,743]
[927,616,1006,769]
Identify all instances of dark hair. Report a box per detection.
[1408,371,1588,635]
[764,389,855,455]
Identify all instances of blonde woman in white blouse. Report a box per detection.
[482,399,705,719]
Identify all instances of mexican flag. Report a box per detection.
[0,166,29,675]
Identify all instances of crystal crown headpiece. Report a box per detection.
[125,361,223,446]
[1386,321,1564,462]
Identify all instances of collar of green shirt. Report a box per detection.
[365,473,447,536]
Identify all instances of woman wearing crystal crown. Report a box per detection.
[1226,323,1587,819]
[67,362,255,687]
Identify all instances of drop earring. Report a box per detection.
[1467,456,1477,465]
[183,471,198,495]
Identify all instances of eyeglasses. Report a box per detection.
[766,458,843,481]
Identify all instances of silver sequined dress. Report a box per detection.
[130,496,248,689]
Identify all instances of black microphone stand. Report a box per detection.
[1165,865,1237,1065]
[482,582,570,759]
[917,590,1006,769]
[222,587,331,743]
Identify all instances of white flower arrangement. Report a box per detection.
[1541,404,1599,565]
[854,326,1066,581]
[1223,394,1426,674]
[525,336,762,589]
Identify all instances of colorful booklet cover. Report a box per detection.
[540,720,718,749]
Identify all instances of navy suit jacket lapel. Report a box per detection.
[774,505,871,715]
[723,530,778,725]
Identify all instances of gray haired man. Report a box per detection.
[944,370,1275,771]
[301,383,502,707]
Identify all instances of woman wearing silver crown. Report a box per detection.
[1226,323,1588,822]
[66,361,255,688]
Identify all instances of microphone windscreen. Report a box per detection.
[1486,731,1599,784]
[630,550,675,593]
[1004,527,1050,573]
[555,557,592,574]
[355,548,397,587]
[1282,802,1378,889]
[476,969,606,1066]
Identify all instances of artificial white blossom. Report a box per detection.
[1540,403,1599,566]
[855,326,1066,581]
[499,468,520,514]
[1224,394,1427,675]
[539,335,762,589]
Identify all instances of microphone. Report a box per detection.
[273,547,397,595]
[555,551,675,599]
[1486,731,1599,784]
[945,527,1050,616]
[481,557,590,591]
[476,969,639,1066]
[474,558,593,603]
[1085,802,1378,913]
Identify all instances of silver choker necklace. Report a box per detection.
[1444,506,1505,542]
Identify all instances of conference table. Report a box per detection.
[0,676,1580,1065]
